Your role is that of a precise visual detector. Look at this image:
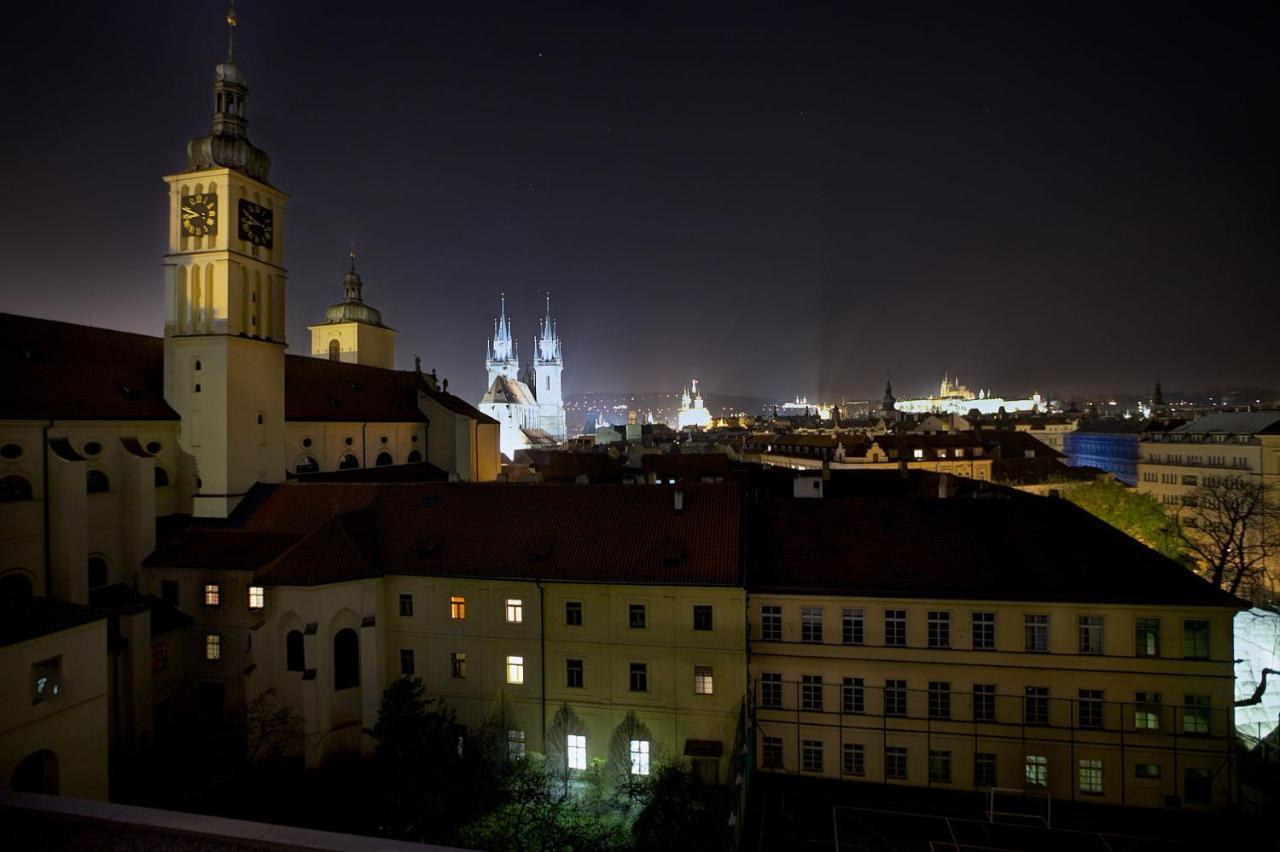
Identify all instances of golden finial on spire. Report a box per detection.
[226,0,238,62]
[348,241,357,272]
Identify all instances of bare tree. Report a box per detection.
[1178,476,1280,598]
[243,688,304,765]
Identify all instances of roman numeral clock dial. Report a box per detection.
[238,199,274,248]
[180,193,217,236]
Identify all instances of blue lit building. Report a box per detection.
[1065,420,1153,485]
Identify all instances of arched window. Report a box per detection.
[295,456,320,475]
[338,454,359,470]
[12,750,59,795]
[333,628,359,690]
[375,451,393,467]
[406,450,423,464]
[87,557,109,589]
[328,339,340,361]
[0,474,33,502]
[286,630,305,672]
[0,572,33,596]
[86,470,109,494]
[154,467,170,487]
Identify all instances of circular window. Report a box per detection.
[0,443,22,459]
[344,437,354,446]
[380,436,389,444]
[145,440,162,455]
[302,437,313,448]
[83,441,102,456]
[411,435,419,443]
[196,477,203,489]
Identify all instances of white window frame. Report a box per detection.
[567,734,587,770]
[506,655,525,685]
[248,585,265,609]
[629,739,650,775]
[505,598,524,624]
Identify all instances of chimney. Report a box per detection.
[821,458,831,481]
[673,487,684,513]
[937,473,953,499]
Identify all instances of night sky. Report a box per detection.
[3,2,1276,402]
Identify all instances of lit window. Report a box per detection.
[1025,754,1048,788]
[451,596,466,620]
[31,656,61,704]
[204,583,221,607]
[505,598,524,624]
[248,585,265,609]
[1078,759,1103,795]
[508,730,526,759]
[695,665,714,695]
[1134,692,1161,730]
[506,655,525,685]
[913,448,924,459]
[567,734,587,770]
[451,651,466,679]
[205,633,221,660]
[630,739,650,775]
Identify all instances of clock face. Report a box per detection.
[238,199,274,249]
[180,193,217,237]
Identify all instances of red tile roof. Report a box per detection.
[748,494,1246,608]
[236,482,743,587]
[0,312,493,425]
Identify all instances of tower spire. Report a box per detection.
[226,0,237,63]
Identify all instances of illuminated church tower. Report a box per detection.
[308,246,396,368]
[486,294,520,385]
[162,7,287,517]
[532,296,567,441]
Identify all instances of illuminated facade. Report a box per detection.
[894,374,1050,416]
[677,379,713,430]
[308,249,397,370]
[479,295,568,456]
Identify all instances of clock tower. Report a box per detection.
[162,8,288,517]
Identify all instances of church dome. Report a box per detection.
[319,251,389,328]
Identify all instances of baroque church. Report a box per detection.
[477,295,568,459]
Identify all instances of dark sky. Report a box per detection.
[3,2,1276,403]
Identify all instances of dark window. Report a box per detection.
[1184,768,1211,804]
[0,573,33,595]
[760,605,782,641]
[761,672,782,708]
[145,440,162,454]
[842,608,864,645]
[87,557,108,589]
[566,658,584,688]
[801,607,823,643]
[629,662,648,692]
[927,612,950,649]
[1078,689,1104,729]
[842,743,865,776]
[399,648,415,676]
[1183,620,1210,660]
[398,593,414,617]
[12,750,59,795]
[328,339,340,361]
[86,470,109,493]
[338,454,360,470]
[801,675,823,711]
[973,684,997,722]
[154,467,170,487]
[333,629,359,690]
[161,580,179,606]
[295,456,319,474]
[885,746,908,780]
[972,612,996,650]
[885,610,907,646]
[0,475,34,502]
[152,642,169,672]
[375,451,393,467]
[693,605,713,631]
[565,601,583,626]
[83,441,102,456]
[842,677,864,714]
[406,449,423,463]
[928,682,951,719]
[629,604,646,629]
[885,680,907,716]
[762,736,783,769]
[286,630,305,672]
[974,753,997,787]
[1024,687,1049,725]
[0,443,23,459]
[929,750,952,783]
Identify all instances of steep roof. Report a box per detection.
[482,375,539,407]
[236,482,743,587]
[0,312,492,425]
[0,313,178,420]
[748,493,1245,608]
